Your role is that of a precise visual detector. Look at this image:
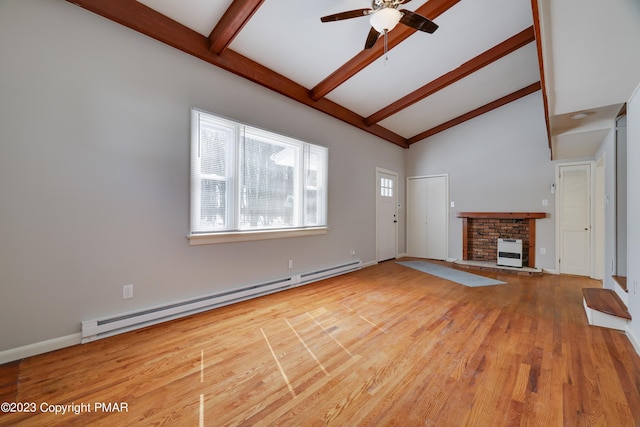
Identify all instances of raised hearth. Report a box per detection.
[456,212,546,268]
[454,260,543,276]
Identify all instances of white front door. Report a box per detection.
[558,163,592,276]
[376,168,398,262]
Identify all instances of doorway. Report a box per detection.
[407,174,448,260]
[557,162,593,276]
[376,168,398,262]
[594,154,605,280]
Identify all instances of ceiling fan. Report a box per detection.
[320,0,439,50]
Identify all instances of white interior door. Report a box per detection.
[426,176,448,260]
[407,175,448,260]
[558,163,592,276]
[407,177,427,257]
[376,169,398,262]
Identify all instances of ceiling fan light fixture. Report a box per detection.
[369,8,402,33]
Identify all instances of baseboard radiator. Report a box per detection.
[297,259,361,285]
[81,259,361,343]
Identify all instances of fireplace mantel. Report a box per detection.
[456,212,547,267]
[456,212,547,219]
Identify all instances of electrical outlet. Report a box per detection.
[542,199,548,206]
[540,247,546,255]
[350,249,356,256]
[123,284,133,300]
[450,201,455,208]
[288,259,293,269]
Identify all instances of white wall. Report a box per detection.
[627,83,640,349]
[405,92,556,270]
[616,116,628,275]
[595,129,617,290]
[0,0,405,353]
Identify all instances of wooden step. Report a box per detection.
[612,275,628,292]
[582,288,631,320]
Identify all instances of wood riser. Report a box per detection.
[583,298,629,331]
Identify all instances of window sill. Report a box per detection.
[187,227,328,245]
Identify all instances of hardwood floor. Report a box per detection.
[2,259,640,426]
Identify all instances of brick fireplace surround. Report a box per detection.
[456,212,547,268]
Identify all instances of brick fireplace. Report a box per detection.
[456,212,546,268]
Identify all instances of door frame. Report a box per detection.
[375,167,399,262]
[594,154,606,280]
[555,160,595,276]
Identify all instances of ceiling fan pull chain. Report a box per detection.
[384,30,389,62]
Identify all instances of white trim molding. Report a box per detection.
[627,326,640,357]
[188,226,328,245]
[0,333,82,365]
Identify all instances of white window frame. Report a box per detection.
[188,109,328,245]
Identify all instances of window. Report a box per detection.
[189,109,328,244]
[380,177,394,198]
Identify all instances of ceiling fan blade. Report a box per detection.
[399,9,439,33]
[364,27,380,49]
[321,9,371,22]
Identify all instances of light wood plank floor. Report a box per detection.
[2,259,640,426]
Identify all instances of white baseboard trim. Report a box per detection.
[446,258,457,263]
[0,333,82,364]
[542,268,557,274]
[1,260,369,363]
[362,260,378,268]
[626,326,640,357]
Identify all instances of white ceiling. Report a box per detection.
[379,42,540,137]
[72,0,640,159]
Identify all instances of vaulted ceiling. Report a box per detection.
[65,0,640,159]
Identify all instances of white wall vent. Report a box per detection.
[497,238,523,267]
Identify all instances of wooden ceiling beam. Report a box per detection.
[208,0,266,54]
[407,82,541,144]
[310,0,461,101]
[366,27,536,126]
[65,0,409,148]
[530,0,553,158]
